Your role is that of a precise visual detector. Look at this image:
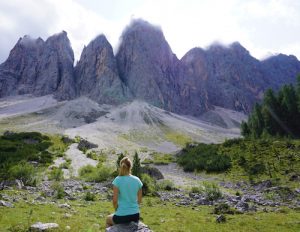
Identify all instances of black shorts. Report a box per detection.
[113,213,140,224]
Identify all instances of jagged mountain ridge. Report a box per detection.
[0,19,300,116]
[0,31,75,100]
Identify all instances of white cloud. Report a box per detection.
[0,0,299,63]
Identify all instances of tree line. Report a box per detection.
[241,75,300,138]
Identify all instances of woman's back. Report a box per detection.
[112,175,143,216]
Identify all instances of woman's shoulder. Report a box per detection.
[129,175,142,181]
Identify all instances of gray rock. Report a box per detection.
[0,200,14,208]
[58,203,71,209]
[216,214,226,223]
[106,221,152,232]
[30,222,59,231]
[141,166,164,180]
[235,201,249,213]
[77,139,98,151]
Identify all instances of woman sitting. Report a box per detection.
[106,156,143,228]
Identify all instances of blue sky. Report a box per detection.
[0,0,299,62]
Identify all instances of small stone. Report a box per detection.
[106,221,152,232]
[65,225,71,230]
[59,203,71,209]
[64,213,72,218]
[30,222,59,231]
[216,214,226,223]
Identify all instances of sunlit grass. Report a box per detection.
[0,193,299,232]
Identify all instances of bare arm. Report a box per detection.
[137,188,142,204]
[113,186,118,210]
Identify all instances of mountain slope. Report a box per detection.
[0,95,243,154]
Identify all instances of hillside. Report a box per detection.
[0,95,244,154]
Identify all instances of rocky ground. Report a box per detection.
[1,165,299,214]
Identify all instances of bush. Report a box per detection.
[51,182,65,199]
[214,203,234,214]
[9,162,36,186]
[248,163,266,175]
[84,191,96,201]
[190,186,202,194]
[202,182,222,201]
[79,164,112,182]
[86,151,97,160]
[141,174,156,196]
[177,143,231,173]
[156,179,174,191]
[48,167,64,181]
[152,153,175,165]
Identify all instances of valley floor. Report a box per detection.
[0,188,299,232]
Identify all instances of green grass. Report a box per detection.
[0,192,299,232]
[178,138,300,186]
[164,131,192,147]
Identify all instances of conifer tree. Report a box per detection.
[116,153,125,171]
[132,151,141,177]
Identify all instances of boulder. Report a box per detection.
[30,222,59,231]
[0,200,14,208]
[141,166,164,180]
[106,221,152,232]
[77,139,98,151]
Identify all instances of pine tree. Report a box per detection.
[116,153,125,171]
[249,103,264,137]
[241,121,250,137]
[132,151,141,177]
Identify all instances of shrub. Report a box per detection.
[202,182,222,201]
[59,162,70,169]
[9,162,36,186]
[86,151,97,160]
[177,143,231,173]
[51,182,65,199]
[248,163,266,175]
[141,158,153,165]
[84,191,96,201]
[156,179,174,191]
[152,153,174,165]
[190,186,202,194]
[79,164,112,182]
[48,167,64,181]
[213,203,234,214]
[141,174,156,196]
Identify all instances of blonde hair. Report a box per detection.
[119,157,132,176]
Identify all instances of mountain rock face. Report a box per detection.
[261,54,300,89]
[182,43,300,113]
[1,20,300,116]
[116,20,209,115]
[0,31,75,100]
[75,35,129,104]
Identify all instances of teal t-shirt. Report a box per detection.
[112,175,143,216]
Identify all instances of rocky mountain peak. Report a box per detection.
[116,19,209,115]
[75,34,129,104]
[0,31,76,99]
